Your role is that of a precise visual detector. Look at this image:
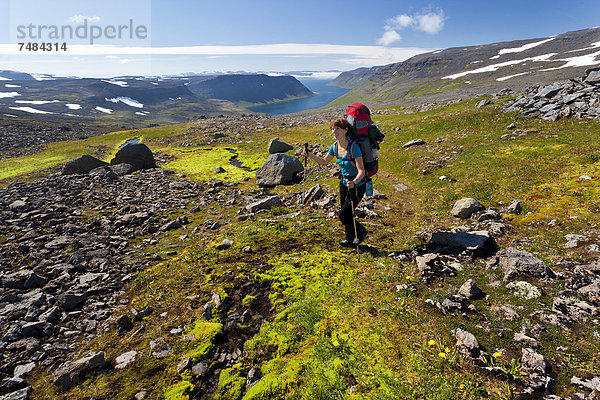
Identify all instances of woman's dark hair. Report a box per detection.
[330,118,350,131]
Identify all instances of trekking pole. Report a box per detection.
[348,187,360,262]
[302,143,308,205]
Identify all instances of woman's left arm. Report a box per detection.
[348,156,365,188]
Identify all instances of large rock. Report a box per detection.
[245,196,283,213]
[455,328,481,358]
[521,348,551,375]
[497,247,555,281]
[56,292,87,310]
[53,352,105,388]
[579,281,600,306]
[431,230,494,253]
[256,153,303,186]
[451,198,485,219]
[63,155,108,175]
[402,139,425,148]
[110,143,156,171]
[0,387,32,400]
[458,279,484,299]
[585,69,600,85]
[268,137,294,154]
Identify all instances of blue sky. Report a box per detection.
[1,0,599,78]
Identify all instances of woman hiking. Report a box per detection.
[302,118,368,247]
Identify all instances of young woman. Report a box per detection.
[303,118,368,246]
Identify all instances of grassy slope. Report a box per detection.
[14,97,600,399]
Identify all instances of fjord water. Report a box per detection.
[248,79,350,115]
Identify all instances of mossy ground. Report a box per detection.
[14,97,600,399]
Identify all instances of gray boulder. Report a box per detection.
[458,279,484,299]
[56,292,87,310]
[63,155,108,175]
[110,143,156,171]
[114,351,137,369]
[0,387,32,400]
[256,153,303,186]
[402,139,425,148]
[506,200,522,214]
[89,166,118,180]
[245,196,283,213]
[497,247,555,281]
[579,281,600,306]
[451,198,485,219]
[537,83,562,99]
[110,163,136,176]
[431,230,494,253]
[53,352,105,388]
[302,184,325,204]
[521,348,551,375]
[455,328,480,358]
[585,69,600,85]
[268,137,294,154]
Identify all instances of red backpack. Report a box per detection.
[344,103,385,177]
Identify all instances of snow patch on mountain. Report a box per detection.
[443,53,557,80]
[95,106,113,114]
[497,38,556,56]
[66,104,82,110]
[105,96,144,108]
[9,106,53,114]
[0,92,20,98]
[15,100,60,105]
[101,80,128,87]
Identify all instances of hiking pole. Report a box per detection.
[302,143,308,205]
[348,187,360,262]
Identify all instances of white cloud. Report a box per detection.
[68,15,101,24]
[393,15,414,28]
[377,29,402,46]
[416,11,446,34]
[0,43,431,62]
[379,8,446,45]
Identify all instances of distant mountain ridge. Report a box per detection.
[186,74,314,104]
[0,73,314,125]
[330,27,600,104]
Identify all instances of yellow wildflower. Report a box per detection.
[333,340,340,347]
[438,352,446,358]
[428,340,436,346]
[445,347,450,353]
[493,352,501,358]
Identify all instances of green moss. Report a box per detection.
[214,368,247,400]
[162,146,259,182]
[189,321,223,342]
[164,380,193,400]
[242,295,257,308]
[186,321,223,362]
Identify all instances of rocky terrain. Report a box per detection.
[502,68,600,121]
[0,152,292,398]
[0,119,111,161]
[1,47,600,398]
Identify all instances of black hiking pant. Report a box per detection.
[339,181,367,241]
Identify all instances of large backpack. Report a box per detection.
[344,103,385,177]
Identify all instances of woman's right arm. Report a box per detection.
[303,146,333,166]
[307,151,333,166]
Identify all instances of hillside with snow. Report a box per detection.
[331,26,600,105]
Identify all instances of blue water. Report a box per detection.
[248,79,350,115]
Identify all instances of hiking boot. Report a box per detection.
[339,239,355,247]
[353,226,368,245]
